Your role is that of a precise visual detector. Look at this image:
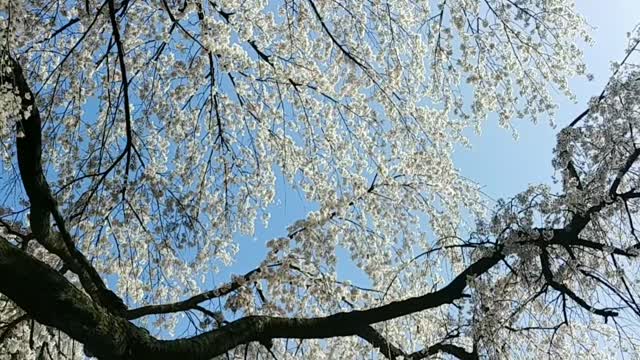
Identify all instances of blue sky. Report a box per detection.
[456,1,640,200]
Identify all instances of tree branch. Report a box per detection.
[0,314,29,344]
[1,51,126,314]
[539,249,618,319]
[0,236,141,359]
[107,0,134,195]
[357,325,477,360]
[0,233,502,359]
[126,266,266,319]
[306,0,367,69]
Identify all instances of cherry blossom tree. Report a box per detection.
[1,0,639,359]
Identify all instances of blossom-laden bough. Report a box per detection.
[0,0,639,359]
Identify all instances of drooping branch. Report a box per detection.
[355,325,406,359]
[126,266,266,319]
[539,249,618,319]
[357,325,478,360]
[609,148,640,198]
[107,0,134,193]
[306,0,367,69]
[0,314,29,344]
[568,36,640,128]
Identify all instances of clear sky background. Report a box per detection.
[201,1,640,321]
[456,1,640,200]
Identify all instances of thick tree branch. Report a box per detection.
[0,236,142,359]
[1,51,126,314]
[0,232,502,359]
[406,343,478,360]
[565,160,583,190]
